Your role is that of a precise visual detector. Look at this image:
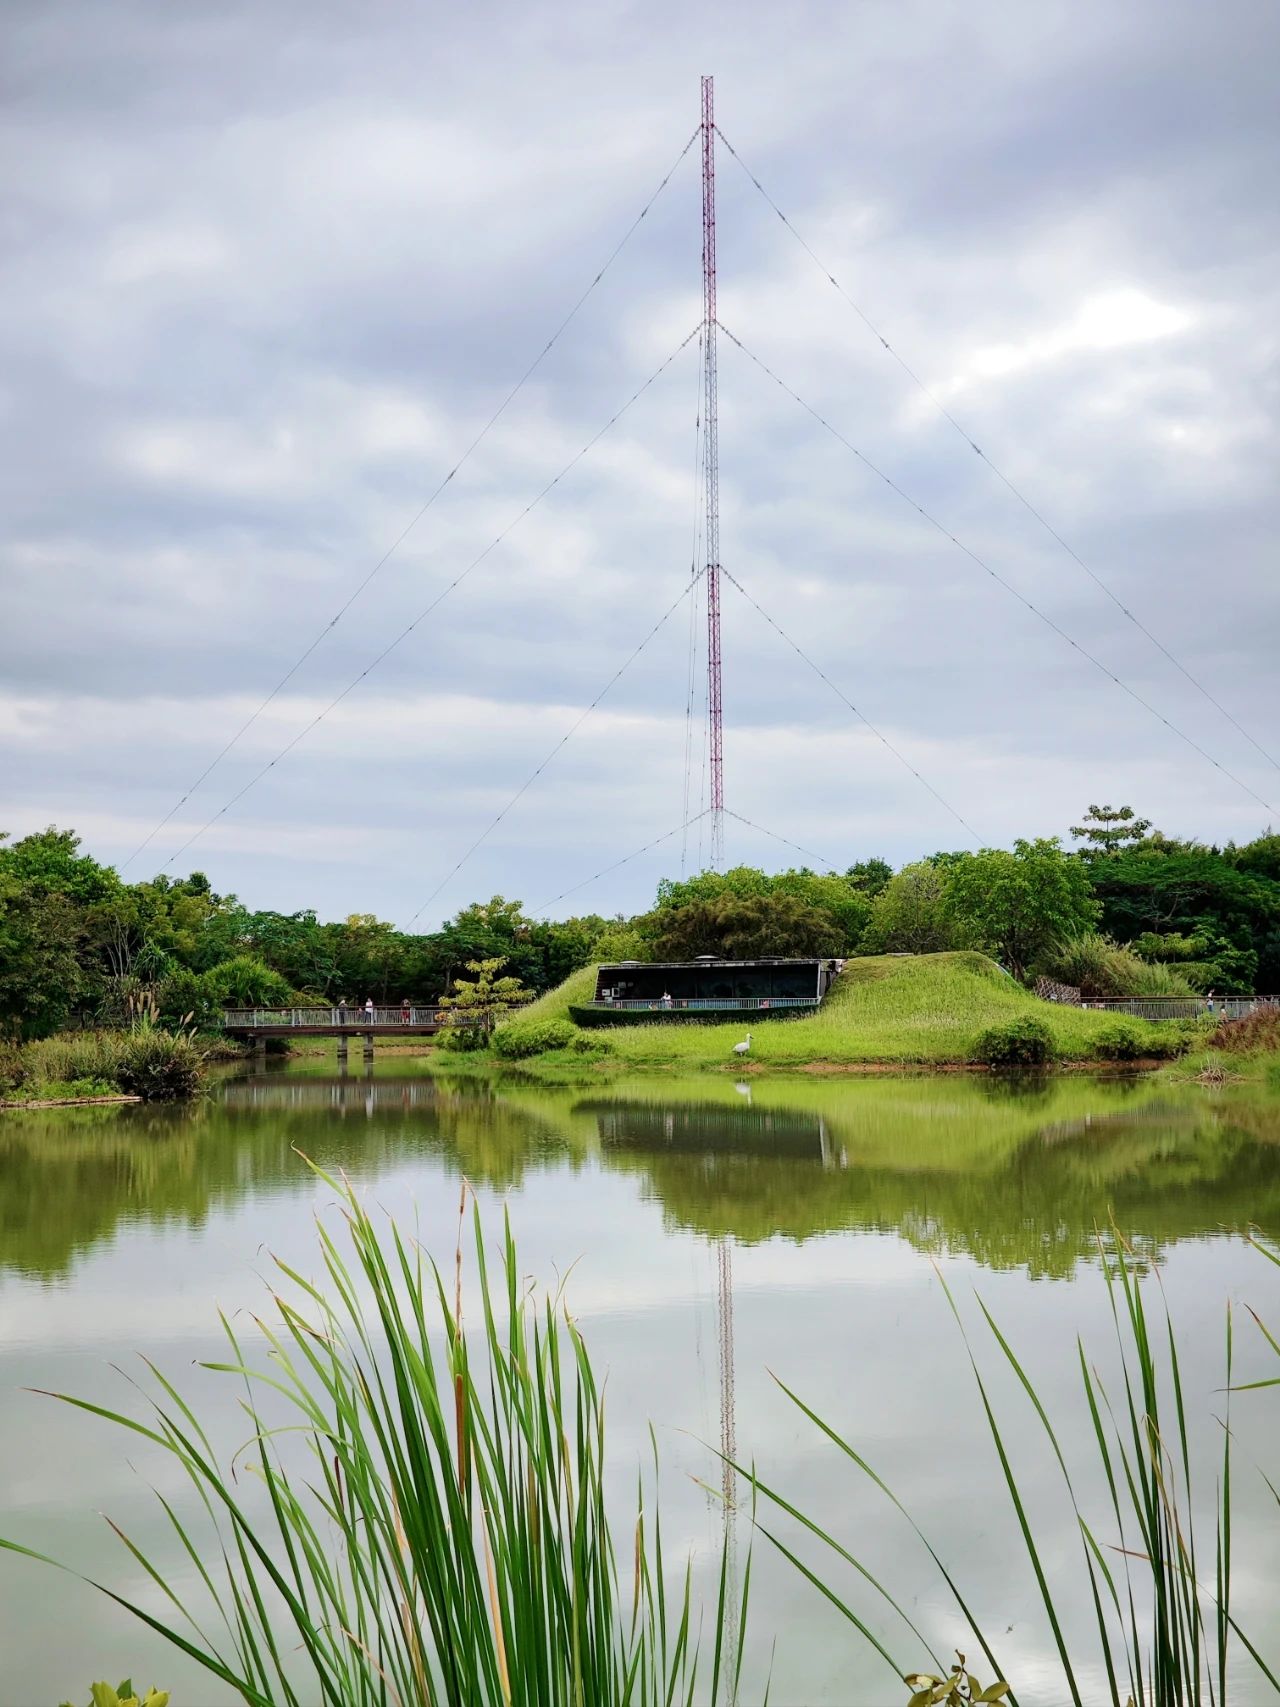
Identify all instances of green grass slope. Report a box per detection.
[516,964,599,1026]
[511,952,1178,1069]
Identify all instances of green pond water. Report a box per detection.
[2,1061,1280,1704]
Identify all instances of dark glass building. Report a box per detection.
[570,957,840,1024]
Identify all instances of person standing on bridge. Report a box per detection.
[364,996,375,1024]
[337,996,348,1026]
[401,997,411,1026]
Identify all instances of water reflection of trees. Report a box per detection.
[2,1073,1278,1283]
[594,1085,1280,1277]
[0,1075,574,1280]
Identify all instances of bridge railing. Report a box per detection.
[1081,997,1277,1023]
[222,1006,461,1029]
[579,995,821,1013]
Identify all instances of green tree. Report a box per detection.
[845,858,893,898]
[648,866,869,950]
[241,909,336,994]
[201,956,293,1009]
[437,957,532,1039]
[946,839,1099,980]
[652,865,769,910]
[157,967,215,1029]
[527,914,609,990]
[862,861,971,955]
[1092,844,1280,994]
[1230,832,1280,884]
[86,873,238,989]
[0,871,85,1038]
[768,872,871,945]
[1,826,121,905]
[647,891,844,960]
[433,897,543,992]
[331,914,405,1003]
[0,828,119,1024]
[1069,804,1152,857]
[590,922,652,964]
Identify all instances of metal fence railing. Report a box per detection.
[1082,997,1277,1023]
[222,1006,457,1029]
[580,996,820,1013]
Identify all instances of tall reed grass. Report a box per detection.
[7,1163,1277,1705]
[3,1028,204,1101]
[1044,935,1196,1002]
[1215,1005,1280,1057]
[3,1169,743,1707]
[747,1230,1280,1706]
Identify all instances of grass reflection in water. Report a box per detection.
[2,1070,1278,1281]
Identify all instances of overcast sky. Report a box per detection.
[3,0,1278,926]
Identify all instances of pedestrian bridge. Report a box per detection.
[222,1005,459,1039]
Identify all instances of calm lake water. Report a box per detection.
[3,1061,1280,1705]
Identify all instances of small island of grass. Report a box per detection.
[0,1028,206,1108]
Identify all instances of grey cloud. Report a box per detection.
[3,0,1278,923]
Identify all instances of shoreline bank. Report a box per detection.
[0,1092,143,1110]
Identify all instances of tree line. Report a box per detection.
[2,804,1278,1039]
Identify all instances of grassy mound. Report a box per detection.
[515,963,599,1026]
[500,952,1184,1071]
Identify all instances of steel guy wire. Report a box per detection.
[407,567,706,926]
[122,127,701,872]
[157,325,703,873]
[719,563,982,843]
[720,323,1278,820]
[531,809,712,915]
[715,124,1280,779]
[722,808,840,873]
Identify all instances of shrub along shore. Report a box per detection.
[0,1028,206,1106]
[432,951,1224,1082]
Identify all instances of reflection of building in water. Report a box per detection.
[1035,1101,1200,1147]
[591,1097,799,1706]
[590,1100,841,1166]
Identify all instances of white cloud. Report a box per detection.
[946,286,1194,393]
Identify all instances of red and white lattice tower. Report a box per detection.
[701,74,725,870]
[702,87,738,1698]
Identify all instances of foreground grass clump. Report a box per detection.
[496,954,1179,1074]
[752,1230,1280,1707]
[0,1029,204,1103]
[62,1684,168,1707]
[1164,1004,1280,1083]
[30,1076,119,1101]
[1215,1004,1280,1056]
[3,1171,743,1707]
